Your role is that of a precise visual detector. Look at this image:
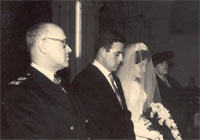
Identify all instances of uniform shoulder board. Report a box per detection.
[8,76,28,86]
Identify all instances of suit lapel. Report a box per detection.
[89,65,124,111]
[89,65,116,93]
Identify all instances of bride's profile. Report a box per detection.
[117,43,163,140]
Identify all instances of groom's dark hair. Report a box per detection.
[94,30,125,56]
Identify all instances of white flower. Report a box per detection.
[148,102,182,140]
[172,129,179,136]
[158,119,164,125]
[150,112,154,118]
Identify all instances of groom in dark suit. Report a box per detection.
[71,30,135,139]
[2,23,87,139]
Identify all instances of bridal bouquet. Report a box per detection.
[143,102,182,140]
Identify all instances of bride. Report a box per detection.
[117,43,163,140]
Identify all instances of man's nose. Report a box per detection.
[65,45,72,53]
[119,54,123,62]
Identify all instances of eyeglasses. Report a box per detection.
[43,37,68,48]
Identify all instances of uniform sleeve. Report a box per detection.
[4,87,46,139]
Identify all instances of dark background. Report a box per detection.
[1,1,199,138]
[1,1,52,98]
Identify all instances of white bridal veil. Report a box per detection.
[117,43,162,112]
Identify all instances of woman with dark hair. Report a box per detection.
[117,43,163,140]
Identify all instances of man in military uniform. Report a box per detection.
[2,23,87,139]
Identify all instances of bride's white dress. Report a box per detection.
[126,81,160,140]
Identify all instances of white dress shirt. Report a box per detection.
[31,63,54,82]
[92,60,118,91]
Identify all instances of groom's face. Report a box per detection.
[102,42,124,72]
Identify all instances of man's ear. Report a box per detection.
[99,47,106,57]
[38,39,47,54]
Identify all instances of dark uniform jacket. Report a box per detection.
[70,64,135,139]
[156,74,182,109]
[2,66,87,139]
[156,74,184,134]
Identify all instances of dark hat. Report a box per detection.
[152,51,174,66]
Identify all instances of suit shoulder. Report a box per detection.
[167,75,182,87]
[5,73,40,103]
[73,66,95,80]
[8,72,32,87]
[71,66,97,89]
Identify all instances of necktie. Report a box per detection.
[53,74,61,84]
[54,74,67,94]
[109,73,123,110]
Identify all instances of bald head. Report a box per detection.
[26,23,62,51]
